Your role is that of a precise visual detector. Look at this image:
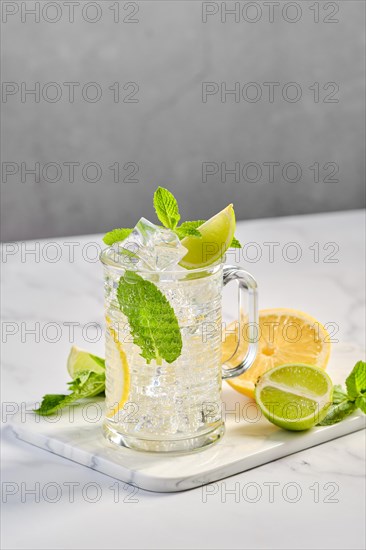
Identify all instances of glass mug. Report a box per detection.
[101,252,258,453]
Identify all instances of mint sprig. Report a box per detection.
[176,220,242,248]
[355,395,366,414]
[34,366,105,416]
[102,187,242,248]
[318,360,366,425]
[117,271,182,364]
[153,186,181,229]
[174,226,201,239]
[174,220,204,240]
[103,228,132,246]
[178,220,205,232]
[346,360,366,398]
[175,220,242,248]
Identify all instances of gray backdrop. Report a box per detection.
[1,1,365,241]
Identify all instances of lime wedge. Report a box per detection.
[179,204,236,269]
[255,363,333,431]
[67,346,105,378]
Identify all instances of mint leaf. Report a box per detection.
[316,361,366,426]
[34,394,71,416]
[34,372,105,416]
[332,384,349,404]
[117,271,182,364]
[174,220,204,241]
[103,228,133,246]
[318,400,357,426]
[179,220,206,231]
[346,360,366,398]
[153,187,180,229]
[230,236,242,248]
[176,220,242,248]
[356,395,366,414]
[174,226,201,240]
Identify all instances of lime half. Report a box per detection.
[255,363,333,431]
[67,346,105,378]
[179,204,236,269]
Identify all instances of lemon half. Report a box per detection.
[224,308,331,399]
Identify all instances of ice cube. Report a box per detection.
[103,218,187,272]
[152,226,188,271]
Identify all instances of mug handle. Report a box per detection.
[221,265,259,380]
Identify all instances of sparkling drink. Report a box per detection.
[101,248,258,453]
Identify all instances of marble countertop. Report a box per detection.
[1,210,365,550]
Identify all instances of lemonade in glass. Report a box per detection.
[101,190,258,453]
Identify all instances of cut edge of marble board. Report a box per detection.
[9,408,366,493]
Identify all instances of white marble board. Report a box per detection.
[10,344,365,493]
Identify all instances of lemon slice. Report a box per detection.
[179,204,236,269]
[105,317,130,419]
[255,363,333,431]
[225,308,331,399]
